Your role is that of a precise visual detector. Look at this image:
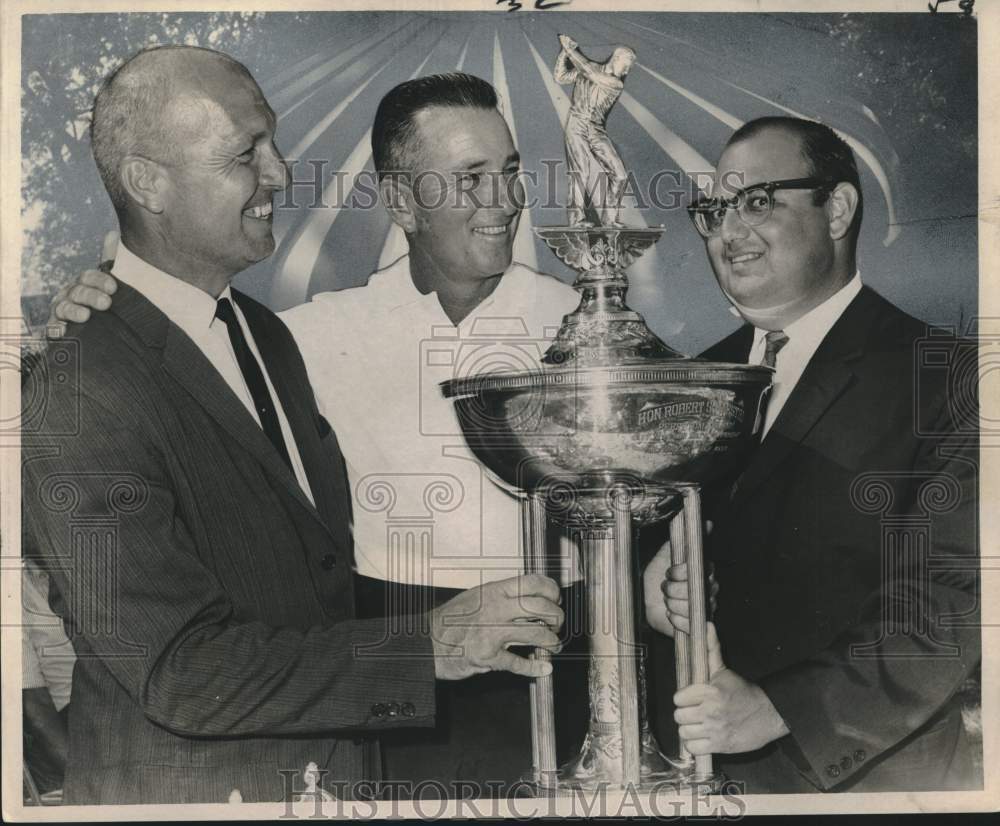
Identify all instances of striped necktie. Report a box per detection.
[755,330,789,437]
[762,330,789,369]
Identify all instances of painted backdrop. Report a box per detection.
[21,10,977,353]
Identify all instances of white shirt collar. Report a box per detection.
[751,272,863,354]
[111,242,231,336]
[373,255,520,320]
[748,272,862,437]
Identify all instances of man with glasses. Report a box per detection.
[649,116,980,792]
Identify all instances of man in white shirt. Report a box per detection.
[26,48,564,804]
[284,74,587,795]
[648,116,980,792]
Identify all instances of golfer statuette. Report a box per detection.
[555,33,635,228]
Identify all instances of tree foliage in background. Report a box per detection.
[20,12,308,314]
[821,14,977,216]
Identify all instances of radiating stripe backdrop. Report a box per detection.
[21,10,978,354]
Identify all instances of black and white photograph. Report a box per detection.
[2,0,996,818]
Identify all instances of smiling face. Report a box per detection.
[158,59,287,282]
[404,105,523,287]
[707,127,842,325]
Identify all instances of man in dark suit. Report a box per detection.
[647,116,980,792]
[21,45,564,805]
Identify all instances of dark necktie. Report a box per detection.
[755,330,789,437]
[214,297,293,471]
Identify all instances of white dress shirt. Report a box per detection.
[748,273,863,437]
[282,256,581,589]
[112,243,315,504]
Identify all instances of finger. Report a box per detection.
[50,284,69,306]
[673,685,710,708]
[490,648,552,678]
[68,284,112,311]
[706,621,725,676]
[503,573,560,603]
[666,597,690,617]
[80,268,118,295]
[668,613,690,635]
[673,705,704,725]
[55,300,91,324]
[46,285,70,328]
[510,598,564,629]
[682,738,713,756]
[677,723,709,741]
[667,562,688,582]
[502,625,562,652]
[664,581,689,601]
[100,229,119,268]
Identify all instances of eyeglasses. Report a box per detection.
[687,177,836,238]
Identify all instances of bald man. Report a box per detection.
[22,45,564,804]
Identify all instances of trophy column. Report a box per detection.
[522,493,558,785]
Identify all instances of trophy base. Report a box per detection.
[519,727,727,796]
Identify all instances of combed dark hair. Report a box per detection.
[371,73,499,181]
[726,116,864,243]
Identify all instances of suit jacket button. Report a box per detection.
[386,702,400,717]
[371,703,386,718]
[321,554,336,570]
[401,702,416,717]
[840,756,853,771]
[826,764,841,778]
[854,749,866,763]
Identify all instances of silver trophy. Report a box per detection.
[443,36,771,793]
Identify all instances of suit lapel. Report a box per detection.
[728,288,879,508]
[700,323,754,364]
[110,283,330,532]
[161,323,328,521]
[233,293,347,530]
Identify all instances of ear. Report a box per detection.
[379,173,417,234]
[120,155,168,215]
[826,182,859,241]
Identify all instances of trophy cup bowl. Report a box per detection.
[442,360,771,522]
